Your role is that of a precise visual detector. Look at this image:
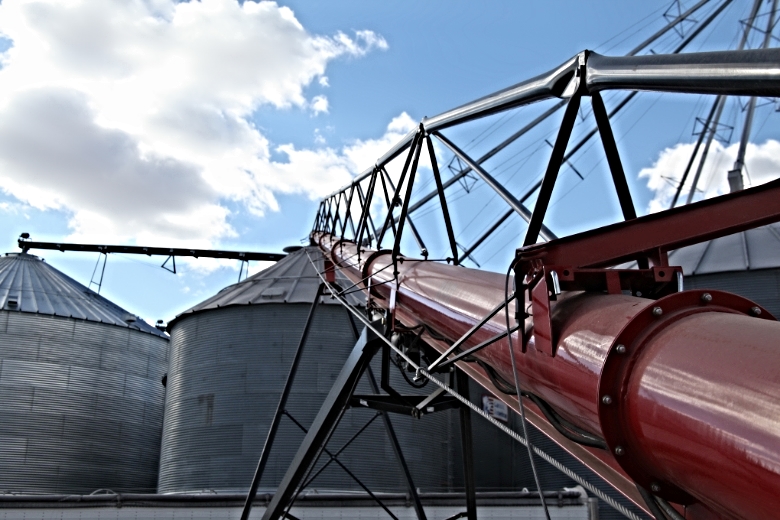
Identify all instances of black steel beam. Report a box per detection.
[261,325,384,520]
[384,167,428,258]
[426,135,459,264]
[433,132,557,242]
[350,393,461,415]
[283,411,398,520]
[401,102,567,222]
[591,92,636,221]
[19,240,285,262]
[456,370,477,520]
[365,368,428,520]
[240,284,325,520]
[378,132,421,247]
[523,95,581,247]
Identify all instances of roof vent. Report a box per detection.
[6,294,19,309]
[123,313,137,323]
[261,287,286,299]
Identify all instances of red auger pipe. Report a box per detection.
[316,233,780,520]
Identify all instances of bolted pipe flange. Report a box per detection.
[598,289,775,505]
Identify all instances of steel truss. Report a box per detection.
[313,15,778,273]
[240,281,482,520]
[302,9,780,520]
[292,256,648,520]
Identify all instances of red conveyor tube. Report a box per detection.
[317,234,780,520]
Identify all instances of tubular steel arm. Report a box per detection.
[308,46,780,520]
[17,239,285,262]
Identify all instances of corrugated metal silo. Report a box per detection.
[0,252,168,494]
[159,247,464,494]
[668,223,780,316]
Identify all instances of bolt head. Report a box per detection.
[651,483,661,493]
[614,446,625,456]
[601,395,613,405]
[701,292,713,303]
[751,306,762,316]
[652,306,663,317]
[615,344,626,354]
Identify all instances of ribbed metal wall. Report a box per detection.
[0,312,168,494]
[159,303,461,494]
[685,269,780,317]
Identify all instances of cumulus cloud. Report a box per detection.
[258,112,418,201]
[310,95,329,115]
[639,139,780,213]
[0,0,389,247]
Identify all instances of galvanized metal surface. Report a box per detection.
[159,303,462,494]
[161,302,597,502]
[0,490,591,520]
[0,311,168,493]
[667,223,780,274]
[170,248,360,328]
[586,48,780,96]
[0,253,165,337]
[620,224,780,318]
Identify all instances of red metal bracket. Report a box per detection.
[516,177,780,271]
[527,265,683,357]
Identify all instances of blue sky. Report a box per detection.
[1,0,778,325]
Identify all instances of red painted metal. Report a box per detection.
[516,176,780,270]
[315,232,780,520]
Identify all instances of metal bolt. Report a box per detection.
[615,344,626,354]
[751,306,762,316]
[614,446,625,456]
[651,483,661,493]
[601,395,613,405]
[652,306,663,317]
[701,292,712,303]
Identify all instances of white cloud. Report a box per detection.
[0,0,388,249]
[310,95,329,115]
[258,111,419,201]
[639,139,780,213]
[318,76,330,87]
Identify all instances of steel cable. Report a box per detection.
[304,250,646,520]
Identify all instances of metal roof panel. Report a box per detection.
[170,247,364,326]
[0,253,166,337]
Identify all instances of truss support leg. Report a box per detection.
[457,369,478,520]
[261,324,384,520]
[367,367,427,520]
[240,283,325,520]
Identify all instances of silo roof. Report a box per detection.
[620,223,780,275]
[0,252,166,337]
[170,247,364,325]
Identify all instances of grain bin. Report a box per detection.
[159,247,466,494]
[668,223,780,316]
[0,252,168,494]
